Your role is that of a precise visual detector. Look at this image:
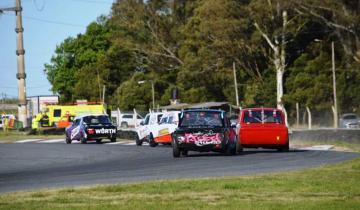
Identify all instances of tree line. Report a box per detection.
[45,0,360,120]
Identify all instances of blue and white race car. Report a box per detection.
[65,115,117,144]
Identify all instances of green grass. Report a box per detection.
[0,158,359,210]
[291,139,360,152]
[0,131,63,142]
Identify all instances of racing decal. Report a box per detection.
[183,131,222,146]
[94,128,116,134]
[70,125,80,140]
[158,128,169,136]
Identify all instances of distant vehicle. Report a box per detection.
[237,108,289,152]
[135,112,164,146]
[339,113,360,128]
[148,111,181,147]
[114,112,143,128]
[32,103,106,129]
[171,109,240,157]
[65,115,117,144]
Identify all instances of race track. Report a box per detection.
[0,142,358,193]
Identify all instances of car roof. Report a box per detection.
[241,108,283,112]
[183,109,225,113]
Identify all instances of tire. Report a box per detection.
[121,122,128,128]
[181,150,188,156]
[80,136,87,144]
[172,139,180,158]
[135,134,143,146]
[278,140,289,152]
[149,134,158,147]
[65,135,72,144]
[96,139,102,144]
[110,136,116,143]
[225,141,236,156]
[236,137,243,154]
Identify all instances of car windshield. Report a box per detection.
[179,111,224,127]
[343,115,357,120]
[83,115,111,124]
[243,110,282,123]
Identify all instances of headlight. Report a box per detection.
[176,135,185,142]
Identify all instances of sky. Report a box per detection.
[0,0,114,99]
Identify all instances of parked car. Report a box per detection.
[65,114,117,144]
[339,113,360,128]
[237,108,289,151]
[171,109,240,157]
[135,112,164,146]
[119,113,143,128]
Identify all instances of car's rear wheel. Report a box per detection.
[65,135,72,144]
[225,141,236,156]
[121,122,128,128]
[80,136,87,144]
[96,139,102,144]
[172,139,180,158]
[135,134,143,146]
[149,134,158,147]
[236,137,243,154]
[110,136,117,142]
[181,150,188,156]
[278,140,289,152]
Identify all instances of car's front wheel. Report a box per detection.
[65,135,72,144]
[135,134,143,146]
[149,134,158,147]
[96,139,102,144]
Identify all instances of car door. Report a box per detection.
[137,114,150,140]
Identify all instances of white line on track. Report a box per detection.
[14,139,43,143]
[302,145,334,151]
[40,139,65,143]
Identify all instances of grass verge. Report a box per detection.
[291,139,360,152]
[0,131,63,142]
[0,158,359,210]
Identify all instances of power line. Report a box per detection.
[70,0,114,4]
[23,15,86,27]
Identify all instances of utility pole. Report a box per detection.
[332,41,338,128]
[233,62,239,108]
[151,81,155,110]
[0,0,28,127]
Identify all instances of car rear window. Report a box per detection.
[243,110,282,123]
[83,115,111,124]
[122,114,133,119]
[179,111,224,127]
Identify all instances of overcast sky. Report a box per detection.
[0,0,113,98]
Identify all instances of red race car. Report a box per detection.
[237,108,289,152]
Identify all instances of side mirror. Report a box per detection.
[140,121,144,126]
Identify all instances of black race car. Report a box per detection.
[171,109,241,157]
[65,115,117,144]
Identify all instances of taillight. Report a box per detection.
[87,128,95,134]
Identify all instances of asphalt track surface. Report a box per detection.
[0,142,358,193]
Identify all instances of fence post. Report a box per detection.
[133,108,138,128]
[296,102,299,127]
[306,106,312,129]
